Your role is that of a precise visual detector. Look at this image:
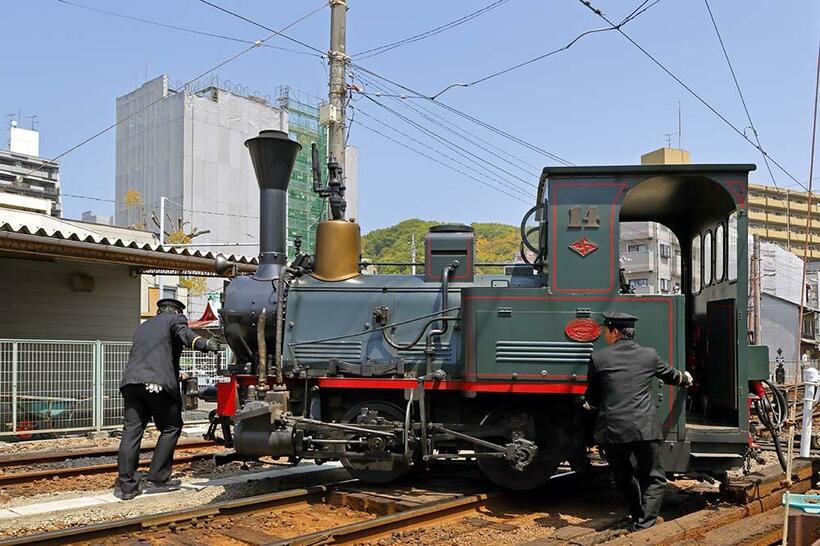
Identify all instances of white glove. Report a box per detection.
[145,383,163,393]
[582,401,596,411]
[681,371,693,388]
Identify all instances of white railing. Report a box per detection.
[0,339,226,438]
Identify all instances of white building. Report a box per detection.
[114,76,358,315]
[0,123,61,217]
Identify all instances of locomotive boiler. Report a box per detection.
[210,129,774,490]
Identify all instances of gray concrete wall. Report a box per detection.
[761,292,799,362]
[0,257,140,341]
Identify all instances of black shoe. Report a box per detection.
[114,488,142,501]
[143,477,182,490]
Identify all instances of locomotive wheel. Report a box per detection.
[340,401,410,484]
[476,407,561,490]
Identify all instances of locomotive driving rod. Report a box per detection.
[288,416,397,438]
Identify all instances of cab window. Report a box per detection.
[715,223,725,282]
[703,230,713,286]
[691,234,702,293]
[728,212,738,282]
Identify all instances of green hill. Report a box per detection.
[362,219,521,274]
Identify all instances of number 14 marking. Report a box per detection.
[567,206,600,228]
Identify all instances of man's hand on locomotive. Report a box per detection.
[681,370,694,388]
[189,335,221,353]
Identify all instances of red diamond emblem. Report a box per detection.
[569,237,598,257]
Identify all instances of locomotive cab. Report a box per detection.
[539,164,768,471]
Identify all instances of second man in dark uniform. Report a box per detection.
[584,312,692,530]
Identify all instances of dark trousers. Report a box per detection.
[604,440,666,529]
[117,384,183,494]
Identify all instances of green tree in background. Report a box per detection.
[362,219,521,274]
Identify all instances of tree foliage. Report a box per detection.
[362,219,520,274]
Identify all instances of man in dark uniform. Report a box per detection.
[116,298,219,500]
[584,312,692,530]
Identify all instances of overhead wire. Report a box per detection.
[351,0,513,60]
[192,0,574,167]
[426,0,662,99]
[55,0,322,57]
[351,70,541,176]
[576,0,805,191]
[361,94,536,193]
[354,105,531,200]
[353,115,529,204]
[24,1,328,179]
[195,0,326,56]
[702,0,778,189]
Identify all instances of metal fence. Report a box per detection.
[0,339,225,438]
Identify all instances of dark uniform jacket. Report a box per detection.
[120,313,201,399]
[586,339,685,444]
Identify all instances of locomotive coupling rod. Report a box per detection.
[289,416,396,438]
[428,424,510,454]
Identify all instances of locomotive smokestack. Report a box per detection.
[245,130,301,280]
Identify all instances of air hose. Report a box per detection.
[753,379,788,471]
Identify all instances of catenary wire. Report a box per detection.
[361,94,537,193]
[55,0,322,57]
[351,70,541,177]
[354,105,532,198]
[353,114,530,204]
[196,0,326,56]
[702,0,778,189]
[351,0,513,60]
[190,0,574,168]
[577,0,805,190]
[426,0,662,99]
[354,106,533,199]
[347,62,574,166]
[23,1,328,179]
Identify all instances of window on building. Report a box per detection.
[659,244,671,258]
[629,278,649,289]
[728,212,738,281]
[628,243,648,253]
[691,234,702,293]
[660,278,670,292]
[162,286,177,300]
[715,223,725,282]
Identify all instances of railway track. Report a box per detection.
[0,440,219,486]
[0,479,357,545]
[0,438,215,468]
[1,459,812,546]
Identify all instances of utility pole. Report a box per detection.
[328,0,347,186]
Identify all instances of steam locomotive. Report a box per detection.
[205,129,771,490]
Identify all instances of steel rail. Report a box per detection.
[0,439,215,468]
[268,491,500,545]
[0,479,358,546]
[0,452,214,486]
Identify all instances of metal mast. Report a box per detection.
[328,0,347,185]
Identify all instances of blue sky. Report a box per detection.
[2,0,818,232]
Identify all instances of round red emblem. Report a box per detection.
[565,318,601,342]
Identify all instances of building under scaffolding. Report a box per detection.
[278,87,327,258]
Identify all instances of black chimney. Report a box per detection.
[245,130,301,280]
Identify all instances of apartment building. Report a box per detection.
[747,184,820,260]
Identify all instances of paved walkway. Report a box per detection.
[0,462,342,519]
